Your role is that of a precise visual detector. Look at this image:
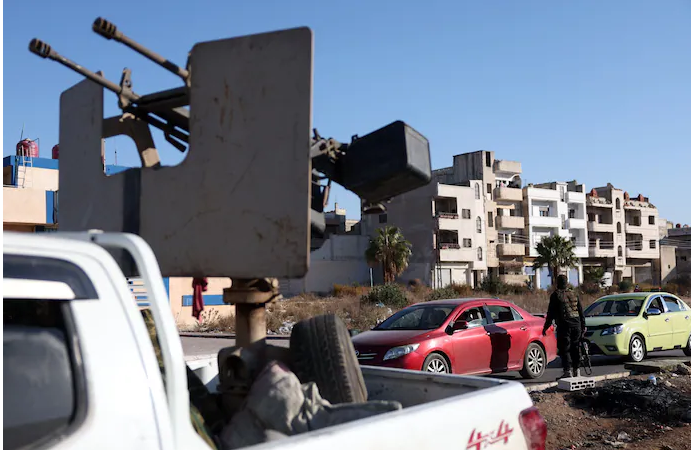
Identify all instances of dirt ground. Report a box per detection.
[531,365,691,450]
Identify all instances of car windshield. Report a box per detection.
[374,305,455,331]
[584,298,645,317]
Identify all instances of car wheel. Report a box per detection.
[519,343,547,379]
[290,314,368,404]
[628,335,646,362]
[684,334,691,357]
[422,353,450,374]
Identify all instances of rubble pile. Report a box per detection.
[573,378,691,425]
[532,365,691,449]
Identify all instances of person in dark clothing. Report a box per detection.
[542,274,587,378]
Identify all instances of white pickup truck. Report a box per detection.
[3,231,547,450]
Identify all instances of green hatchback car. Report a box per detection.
[583,292,691,362]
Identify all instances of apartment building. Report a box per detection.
[523,181,588,289]
[436,150,526,282]
[362,150,527,287]
[660,224,691,285]
[584,184,660,285]
[362,177,488,288]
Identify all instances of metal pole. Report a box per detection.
[370,267,374,287]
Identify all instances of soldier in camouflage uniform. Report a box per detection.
[542,274,586,378]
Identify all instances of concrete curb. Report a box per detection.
[525,370,632,393]
[179,332,290,340]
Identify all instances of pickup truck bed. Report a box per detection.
[3,231,546,450]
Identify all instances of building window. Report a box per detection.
[569,209,576,219]
[477,247,483,261]
[539,207,549,217]
[474,183,480,200]
[487,183,492,195]
[378,214,387,224]
[486,153,492,168]
[476,217,483,233]
[649,215,655,225]
[462,209,471,219]
[618,246,623,257]
[588,213,595,222]
[463,238,472,248]
[617,222,622,234]
[682,256,688,262]
[561,214,566,229]
[560,186,566,202]
[488,212,494,228]
[616,198,621,209]
[650,240,656,249]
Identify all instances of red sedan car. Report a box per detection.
[351,298,557,379]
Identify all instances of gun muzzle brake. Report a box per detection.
[93,17,121,40]
[29,39,54,59]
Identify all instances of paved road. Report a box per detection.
[181,335,687,385]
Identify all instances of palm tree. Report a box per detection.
[365,226,412,284]
[532,235,579,286]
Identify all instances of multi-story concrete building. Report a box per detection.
[522,181,588,289]
[434,151,526,281]
[362,176,488,288]
[584,184,660,285]
[660,224,691,285]
[362,150,528,287]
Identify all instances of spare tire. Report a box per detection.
[290,314,367,404]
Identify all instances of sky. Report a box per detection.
[4,0,690,224]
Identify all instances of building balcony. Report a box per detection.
[588,221,614,233]
[496,215,525,229]
[626,248,659,260]
[566,191,586,204]
[625,242,659,260]
[436,217,460,231]
[496,243,527,257]
[494,187,523,202]
[528,216,561,228]
[566,218,586,230]
[493,159,522,174]
[438,246,476,262]
[586,197,613,208]
[588,246,616,258]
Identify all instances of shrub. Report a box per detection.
[426,286,458,301]
[579,281,602,295]
[448,282,473,296]
[663,283,680,295]
[333,284,369,298]
[618,280,633,293]
[361,284,408,309]
[479,278,530,296]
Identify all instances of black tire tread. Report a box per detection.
[290,314,367,404]
[683,334,691,357]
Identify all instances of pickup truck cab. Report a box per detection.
[3,231,548,450]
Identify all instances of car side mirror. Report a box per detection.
[645,308,661,317]
[452,320,468,331]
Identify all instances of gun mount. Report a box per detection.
[29,20,432,386]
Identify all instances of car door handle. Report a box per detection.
[665,318,670,322]
[520,326,528,331]
[685,316,689,320]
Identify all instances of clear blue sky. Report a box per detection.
[4,0,690,224]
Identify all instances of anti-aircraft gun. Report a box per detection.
[29,20,432,400]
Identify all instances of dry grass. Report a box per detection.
[179,285,621,334]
